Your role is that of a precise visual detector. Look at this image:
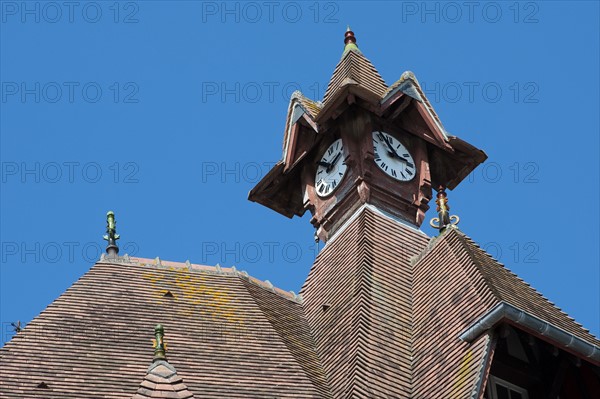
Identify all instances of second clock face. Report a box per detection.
[372,131,416,182]
[315,138,347,197]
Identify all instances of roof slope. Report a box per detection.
[0,259,330,398]
[411,228,499,398]
[301,207,600,399]
[301,207,430,398]
[2,211,598,399]
[454,230,600,347]
[132,360,194,399]
[322,48,387,104]
[411,226,600,398]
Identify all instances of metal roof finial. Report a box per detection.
[103,211,120,257]
[10,321,22,333]
[152,324,167,362]
[429,186,460,232]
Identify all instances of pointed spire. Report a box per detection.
[343,26,360,55]
[323,28,387,104]
[429,186,460,232]
[152,324,167,361]
[103,211,120,257]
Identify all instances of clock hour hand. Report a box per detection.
[317,161,331,168]
[326,153,342,173]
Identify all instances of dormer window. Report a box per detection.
[487,376,528,399]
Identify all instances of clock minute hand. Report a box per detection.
[381,134,408,162]
[384,137,400,157]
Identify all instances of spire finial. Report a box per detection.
[343,26,360,55]
[152,324,167,361]
[103,211,120,257]
[344,26,356,45]
[429,186,460,232]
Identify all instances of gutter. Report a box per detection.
[459,302,600,363]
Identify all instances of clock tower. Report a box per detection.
[249,28,486,242]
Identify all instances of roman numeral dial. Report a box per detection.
[315,138,347,198]
[372,131,416,182]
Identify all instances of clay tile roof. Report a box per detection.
[2,207,598,398]
[384,71,447,137]
[132,360,194,399]
[292,91,322,120]
[322,48,387,104]
[280,91,322,162]
[0,258,329,398]
[453,230,600,347]
[300,206,599,399]
[410,226,600,397]
[301,206,431,398]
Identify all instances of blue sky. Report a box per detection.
[1,1,598,345]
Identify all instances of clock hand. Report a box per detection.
[326,153,342,173]
[379,133,409,162]
[380,134,401,158]
[317,161,331,168]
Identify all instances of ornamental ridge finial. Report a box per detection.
[152,324,167,361]
[103,211,120,257]
[343,26,360,56]
[344,26,356,45]
[429,186,460,232]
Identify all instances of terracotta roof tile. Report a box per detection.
[322,49,387,105]
[293,91,322,120]
[411,228,498,398]
[0,259,326,398]
[2,209,597,398]
[132,360,194,399]
[384,71,447,136]
[411,227,600,397]
[301,207,430,398]
[454,231,600,347]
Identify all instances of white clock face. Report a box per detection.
[372,131,416,182]
[315,138,347,197]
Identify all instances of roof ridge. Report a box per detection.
[449,229,504,301]
[97,256,302,304]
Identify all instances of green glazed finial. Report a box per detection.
[343,26,360,56]
[153,324,167,361]
[103,211,120,256]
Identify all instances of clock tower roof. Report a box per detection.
[249,29,487,228]
[322,28,388,106]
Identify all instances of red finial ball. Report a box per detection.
[436,185,447,198]
[344,28,356,45]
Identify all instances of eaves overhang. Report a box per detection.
[459,302,600,364]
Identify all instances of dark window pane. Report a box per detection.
[496,385,509,399]
[510,391,523,399]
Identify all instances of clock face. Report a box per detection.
[372,131,416,182]
[315,138,347,197]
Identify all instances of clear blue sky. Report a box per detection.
[1,1,598,345]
